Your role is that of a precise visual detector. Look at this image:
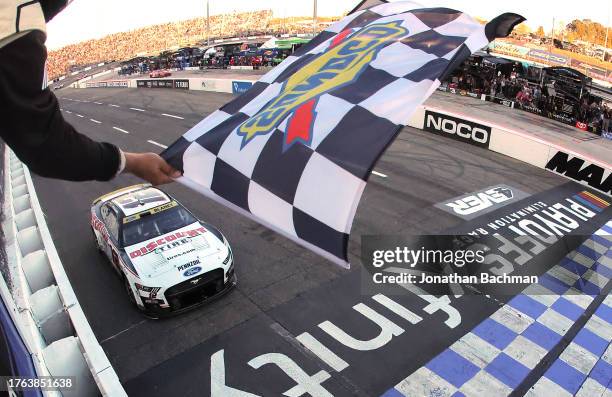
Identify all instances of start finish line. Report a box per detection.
[210,289,462,397]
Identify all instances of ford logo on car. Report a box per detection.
[183,266,202,277]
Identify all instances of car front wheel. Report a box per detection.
[91,228,103,254]
[124,276,136,305]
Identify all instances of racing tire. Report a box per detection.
[123,276,137,306]
[91,228,103,254]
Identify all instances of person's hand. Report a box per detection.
[123,152,181,185]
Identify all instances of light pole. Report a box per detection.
[604,2,610,61]
[206,0,210,47]
[313,0,318,37]
[550,17,555,51]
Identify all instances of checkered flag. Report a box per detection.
[162,1,524,267]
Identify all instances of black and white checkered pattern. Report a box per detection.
[162,2,524,267]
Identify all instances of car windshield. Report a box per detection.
[121,206,197,247]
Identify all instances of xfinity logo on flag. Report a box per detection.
[423,110,491,148]
[237,21,409,150]
[435,185,529,219]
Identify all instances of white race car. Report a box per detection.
[90,184,235,318]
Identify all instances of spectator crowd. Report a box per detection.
[47,10,338,80]
[447,69,611,134]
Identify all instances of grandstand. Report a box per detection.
[46,11,340,80]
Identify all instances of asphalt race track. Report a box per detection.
[31,87,602,396]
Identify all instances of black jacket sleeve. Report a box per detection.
[0,30,120,181]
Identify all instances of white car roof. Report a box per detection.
[112,187,172,216]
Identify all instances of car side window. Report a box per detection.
[101,204,119,242]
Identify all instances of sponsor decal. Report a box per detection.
[445,185,611,296]
[489,41,530,56]
[85,80,128,88]
[91,214,110,243]
[545,151,611,195]
[137,79,174,88]
[183,266,202,277]
[177,259,201,271]
[423,110,491,148]
[489,96,513,107]
[129,227,207,258]
[236,21,409,150]
[174,79,190,89]
[551,112,574,125]
[231,81,253,95]
[164,248,196,261]
[435,185,530,220]
[123,201,178,223]
[107,80,128,87]
[520,104,542,115]
[575,121,588,131]
[528,49,569,65]
[154,238,190,254]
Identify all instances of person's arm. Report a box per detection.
[0,31,118,181]
[0,31,179,184]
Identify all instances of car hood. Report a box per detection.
[125,222,228,280]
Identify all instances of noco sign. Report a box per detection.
[423,110,491,148]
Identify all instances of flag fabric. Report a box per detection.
[162,1,524,268]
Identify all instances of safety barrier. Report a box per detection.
[1,148,126,396]
[407,104,612,198]
[77,76,255,94]
[71,76,611,195]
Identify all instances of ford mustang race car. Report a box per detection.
[90,184,235,318]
